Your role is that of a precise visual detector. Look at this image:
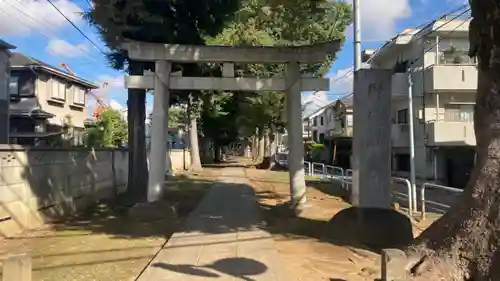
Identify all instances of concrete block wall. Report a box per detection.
[0,146,191,238]
[0,145,129,238]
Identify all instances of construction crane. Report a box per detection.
[59,62,109,119]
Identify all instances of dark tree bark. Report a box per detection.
[214,143,221,163]
[404,2,500,280]
[125,61,147,205]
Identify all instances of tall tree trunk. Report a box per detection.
[125,61,147,206]
[188,94,202,172]
[214,143,221,163]
[251,132,258,162]
[258,129,265,162]
[403,3,500,280]
[269,127,277,170]
[264,128,271,157]
[201,94,213,164]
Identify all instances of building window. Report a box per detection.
[50,79,66,100]
[312,130,318,142]
[395,154,410,172]
[72,86,86,105]
[346,114,353,126]
[320,116,324,126]
[444,104,474,123]
[313,117,317,126]
[397,109,408,124]
[9,77,18,96]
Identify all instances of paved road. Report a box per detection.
[136,167,290,281]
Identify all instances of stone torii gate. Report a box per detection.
[121,41,340,202]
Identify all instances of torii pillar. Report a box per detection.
[122,41,340,203]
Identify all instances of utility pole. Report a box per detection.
[407,70,417,212]
[353,0,362,71]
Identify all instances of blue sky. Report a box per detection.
[0,0,466,117]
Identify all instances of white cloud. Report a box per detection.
[328,67,354,96]
[0,0,84,36]
[109,99,124,110]
[346,0,412,41]
[96,75,124,88]
[302,91,329,105]
[109,99,127,120]
[46,39,89,57]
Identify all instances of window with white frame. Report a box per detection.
[444,104,474,123]
[72,86,85,105]
[8,76,18,97]
[50,79,67,100]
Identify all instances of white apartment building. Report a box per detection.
[303,94,353,142]
[365,19,476,188]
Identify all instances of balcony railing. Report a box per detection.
[424,64,477,92]
[426,121,475,146]
[439,54,476,65]
[329,127,353,138]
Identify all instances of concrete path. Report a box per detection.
[136,167,289,281]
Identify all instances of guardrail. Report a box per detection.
[311,162,325,177]
[304,161,311,176]
[275,158,445,216]
[420,182,462,220]
[324,165,343,180]
[392,177,413,214]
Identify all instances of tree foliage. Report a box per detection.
[84,109,127,148]
[201,0,351,152]
[167,107,187,128]
[86,0,241,71]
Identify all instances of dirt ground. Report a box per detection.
[245,168,439,281]
[0,168,221,281]
[0,162,440,281]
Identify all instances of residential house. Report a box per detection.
[8,53,99,146]
[303,104,330,143]
[0,39,15,144]
[300,91,330,141]
[365,19,475,188]
[326,94,354,168]
[300,94,354,166]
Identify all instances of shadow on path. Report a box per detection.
[152,257,267,281]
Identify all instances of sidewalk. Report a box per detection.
[136,167,290,281]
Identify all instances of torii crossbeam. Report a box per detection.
[121,40,341,203]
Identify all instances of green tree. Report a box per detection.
[84,109,127,148]
[202,0,351,164]
[86,0,242,203]
[168,107,186,128]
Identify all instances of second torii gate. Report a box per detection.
[121,41,340,203]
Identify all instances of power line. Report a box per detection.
[4,0,102,63]
[45,0,106,54]
[0,4,117,80]
[84,0,93,8]
[410,8,471,66]
[327,4,470,93]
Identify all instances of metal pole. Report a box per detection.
[407,71,417,212]
[353,0,362,71]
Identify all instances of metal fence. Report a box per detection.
[276,157,460,218]
[420,183,462,220]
